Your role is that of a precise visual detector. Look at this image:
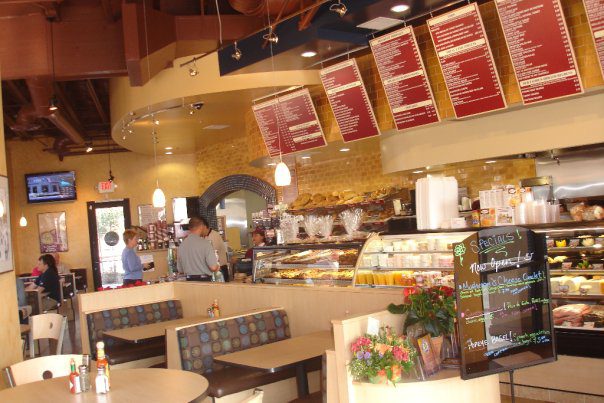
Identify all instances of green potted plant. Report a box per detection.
[349,326,417,385]
[387,286,456,361]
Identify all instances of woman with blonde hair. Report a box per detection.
[122,229,147,285]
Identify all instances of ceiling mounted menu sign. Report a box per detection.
[369,26,440,131]
[495,0,584,104]
[252,88,326,157]
[454,226,556,379]
[583,0,604,76]
[320,59,380,142]
[428,3,506,118]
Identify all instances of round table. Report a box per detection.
[0,368,208,402]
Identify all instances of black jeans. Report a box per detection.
[186,275,211,282]
[220,265,230,282]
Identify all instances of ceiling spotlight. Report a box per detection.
[165,146,173,150]
[48,95,59,112]
[108,171,115,183]
[232,42,242,61]
[391,4,410,13]
[86,145,93,153]
[188,61,199,77]
[267,162,277,166]
[412,170,424,174]
[301,51,317,58]
[263,27,279,44]
[128,128,133,134]
[153,117,160,125]
[188,107,195,115]
[339,148,350,152]
[485,160,497,164]
[330,1,347,17]
[165,151,173,155]
[122,135,126,140]
[301,156,311,159]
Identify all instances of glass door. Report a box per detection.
[87,199,131,289]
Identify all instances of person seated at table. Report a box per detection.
[25,254,61,311]
[122,229,148,286]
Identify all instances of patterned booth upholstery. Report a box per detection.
[86,300,183,365]
[176,309,321,399]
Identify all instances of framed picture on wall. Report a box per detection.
[38,211,68,253]
[0,176,14,273]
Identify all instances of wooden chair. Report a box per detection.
[29,313,67,358]
[3,354,84,387]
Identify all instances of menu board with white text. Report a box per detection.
[320,59,381,142]
[454,226,556,379]
[496,0,583,104]
[370,26,440,131]
[252,89,326,157]
[583,0,604,76]
[428,3,507,118]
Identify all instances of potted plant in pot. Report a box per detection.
[387,286,456,362]
[349,326,417,385]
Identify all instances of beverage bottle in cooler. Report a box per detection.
[68,358,81,394]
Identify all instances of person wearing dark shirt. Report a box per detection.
[26,254,61,311]
[245,228,266,259]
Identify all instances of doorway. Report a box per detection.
[87,199,132,289]
[215,190,268,250]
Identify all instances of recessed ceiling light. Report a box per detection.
[165,151,173,155]
[203,124,230,130]
[391,4,410,13]
[412,170,424,174]
[267,162,277,166]
[301,156,311,159]
[339,148,350,152]
[485,160,497,164]
[301,51,317,58]
[164,147,173,150]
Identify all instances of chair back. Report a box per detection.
[4,354,84,387]
[29,313,67,358]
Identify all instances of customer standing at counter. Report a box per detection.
[199,217,229,282]
[122,229,147,285]
[178,217,219,282]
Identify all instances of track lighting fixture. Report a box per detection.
[330,0,347,17]
[263,27,279,44]
[232,42,242,61]
[188,107,195,115]
[86,145,93,153]
[153,116,159,125]
[189,60,199,77]
[49,95,59,111]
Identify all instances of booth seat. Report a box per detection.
[85,299,183,366]
[168,307,321,400]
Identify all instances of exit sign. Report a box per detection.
[97,181,116,193]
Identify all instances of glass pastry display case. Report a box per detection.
[353,232,473,288]
[252,242,363,286]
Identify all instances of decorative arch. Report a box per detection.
[198,175,277,230]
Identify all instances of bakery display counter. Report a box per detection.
[252,243,362,286]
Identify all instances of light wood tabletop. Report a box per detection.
[214,330,334,372]
[0,368,208,402]
[103,315,208,343]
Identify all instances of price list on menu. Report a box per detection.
[428,3,506,118]
[583,0,604,75]
[320,59,380,142]
[370,26,440,130]
[496,0,583,104]
[454,227,555,379]
[252,89,326,157]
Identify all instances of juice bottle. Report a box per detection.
[385,271,395,286]
[96,341,110,390]
[393,271,403,286]
[68,358,81,394]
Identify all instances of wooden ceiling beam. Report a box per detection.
[53,82,84,131]
[85,79,108,124]
[5,81,30,106]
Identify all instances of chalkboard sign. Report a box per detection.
[454,226,556,379]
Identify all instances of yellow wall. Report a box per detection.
[7,140,198,288]
[0,80,22,389]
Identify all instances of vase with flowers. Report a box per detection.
[349,326,417,385]
[387,286,456,362]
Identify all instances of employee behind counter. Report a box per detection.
[232,228,267,275]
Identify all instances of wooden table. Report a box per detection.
[214,330,333,398]
[0,368,208,402]
[103,315,208,344]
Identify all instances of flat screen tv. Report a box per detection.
[25,171,77,203]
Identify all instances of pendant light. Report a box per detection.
[48,19,59,112]
[19,214,28,227]
[142,0,166,207]
[265,0,291,187]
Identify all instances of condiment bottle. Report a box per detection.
[79,365,90,392]
[95,366,109,394]
[212,299,220,318]
[96,341,110,389]
[69,358,81,394]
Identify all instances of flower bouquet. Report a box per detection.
[349,326,417,385]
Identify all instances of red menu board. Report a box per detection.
[496,0,583,104]
[583,0,604,76]
[428,3,506,118]
[252,88,326,157]
[370,26,440,131]
[319,59,381,142]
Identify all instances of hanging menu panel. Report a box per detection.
[252,89,326,157]
[454,226,556,379]
[320,59,381,142]
[496,0,583,104]
[370,26,440,131]
[583,0,604,76]
[428,3,506,118]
